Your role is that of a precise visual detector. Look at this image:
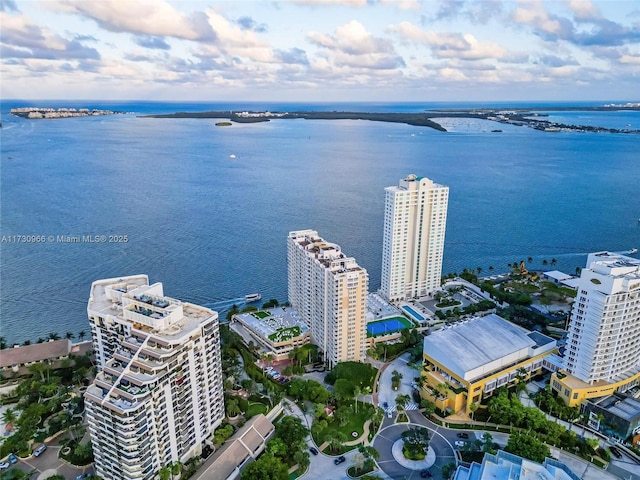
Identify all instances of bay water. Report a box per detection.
[1,101,638,345]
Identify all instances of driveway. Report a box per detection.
[373,417,456,480]
[378,353,421,412]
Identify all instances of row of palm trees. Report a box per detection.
[0,330,90,349]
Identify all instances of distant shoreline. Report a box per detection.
[139,106,640,134]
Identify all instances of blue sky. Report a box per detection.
[1,0,639,101]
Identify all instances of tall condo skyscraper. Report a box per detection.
[380,174,449,302]
[84,275,224,480]
[288,230,368,368]
[552,252,640,406]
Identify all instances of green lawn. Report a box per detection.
[246,402,268,418]
[253,310,270,319]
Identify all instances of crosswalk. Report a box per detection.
[386,401,420,413]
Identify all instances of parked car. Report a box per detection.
[610,446,622,458]
[8,454,17,464]
[33,445,46,457]
[454,441,466,448]
[420,469,433,478]
[309,447,319,455]
[334,456,346,465]
[457,432,469,439]
[387,410,392,418]
[76,474,91,480]
[0,462,10,470]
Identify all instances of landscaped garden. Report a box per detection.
[268,326,302,342]
[0,353,94,459]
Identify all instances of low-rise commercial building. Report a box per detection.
[454,450,579,480]
[421,314,557,414]
[230,307,311,361]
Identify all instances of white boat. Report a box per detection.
[229,154,236,159]
[630,248,638,254]
[245,293,261,302]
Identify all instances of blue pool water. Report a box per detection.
[402,306,425,322]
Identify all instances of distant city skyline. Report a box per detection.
[1,0,639,102]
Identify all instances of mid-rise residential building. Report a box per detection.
[84,275,224,480]
[552,252,640,406]
[381,174,449,302]
[288,230,368,367]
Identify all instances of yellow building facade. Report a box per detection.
[420,314,558,415]
[550,370,640,408]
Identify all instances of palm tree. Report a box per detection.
[48,332,60,341]
[395,393,411,412]
[391,370,403,390]
[78,330,87,341]
[159,466,171,480]
[171,461,182,478]
[2,407,17,425]
[22,340,32,346]
[353,385,361,414]
[468,402,478,421]
[65,331,75,340]
[0,336,6,349]
[542,259,548,265]
[551,258,557,266]
[435,382,450,399]
[489,266,494,271]
[477,266,482,274]
[527,257,533,263]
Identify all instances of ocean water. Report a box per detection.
[1,101,639,345]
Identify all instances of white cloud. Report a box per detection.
[388,22,506,60]
[50,0,216,41]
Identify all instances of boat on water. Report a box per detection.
[630,248,638,254]
[245,293,261,302]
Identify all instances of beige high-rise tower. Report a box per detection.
[381,174,449,302]
[288,230,368,368]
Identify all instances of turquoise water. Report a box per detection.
[401,306,426,322]
[1,101,639,345]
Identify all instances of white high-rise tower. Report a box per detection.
[564,252,640,384]
[288,230,368,368]
[380,174,449,302]
[84,275,224,480]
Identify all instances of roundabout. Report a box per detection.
[373,419,456,479]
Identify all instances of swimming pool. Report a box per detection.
[401,305,425,322]
[367,317,413,337]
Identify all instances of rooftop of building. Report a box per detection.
[423,314,556,380]
[0,339,92,368]
[289,230,366,274]
[88,275,216,339]
[588,251,640,272]
[234,307,308,340]
[543,270,574,281]
[454,450,579,480]
[590,393,640,422]
[191,414,274,480]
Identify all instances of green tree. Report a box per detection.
[275,416,309,447]
[391,370,403,390]
[468,402,478,421]
[241,454,288,480]
[506,431,550,463]
[2,407,18,425]
[292,449,310,470]
[442,462,457,480]
[395,393,411,412]
[334,378,355,402]
[159,467,171,480]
